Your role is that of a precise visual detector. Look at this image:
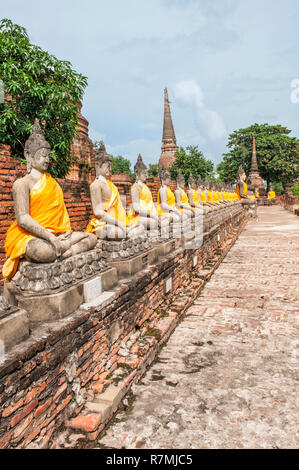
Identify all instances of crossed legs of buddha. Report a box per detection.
[26,232,97,263]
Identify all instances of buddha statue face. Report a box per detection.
[237,165,246,183]
[188,175,197,190]
[134,154,148,183]
[160,169,171,186]
[176,171,185,188]
[26,147,50,173]
[95,156,112,179]
[24,119,51,174]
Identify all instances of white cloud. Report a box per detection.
[173,79,227,141]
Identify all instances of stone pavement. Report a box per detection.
[96,206,298,449]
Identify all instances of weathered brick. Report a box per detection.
[66,413,102,433]
[10,399,39,428]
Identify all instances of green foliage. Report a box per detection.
[217,123,299,188]
[169,145,214,182]
[148,163,159,178]
[111,155,134,180]
[0,18,88,178]
[271,181,283,195]
[290,182,299,197]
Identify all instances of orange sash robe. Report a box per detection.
[236,182,248,200]
[3,173,71,280]
[179,190,191,212]
[200,191,207,203]
[157,186,176,216]
[86,179,139,234]
[191,189,200,205]
[128,183,157,218]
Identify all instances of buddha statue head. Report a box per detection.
[204,180,210,190]
[134,154,148,182]
[237,164,246,183]
[95,141,113,179]
[197,174,203,191]
[176,170,185,188]
[24,119,51,173]
[159,167,171,186]
[188,174,197,190]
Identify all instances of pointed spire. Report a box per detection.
[247,135,264,192]
[158,88,178,169]
[162,87,176,144]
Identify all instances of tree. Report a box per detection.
[93,141,134,180]
[217,123,299,191]
[169,145,214,182]
[148,163,158,178]
[0,18,88,178]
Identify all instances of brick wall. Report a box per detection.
[0,208,247,448]
[279,193,299,214]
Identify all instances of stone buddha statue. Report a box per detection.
[86,142,145,239]
[236,165,257,217]
[202,179,217,210]
[235,165,249,200]
[187,174,202,211]
[267,186,276,203]
[130,154,159,232]
[2,119,97,281]
[157,168,181,223]
[174,170,194,218]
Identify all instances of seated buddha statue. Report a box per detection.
[205,181,219,209]
[2,119,97,281]
[130,154,159,232]
[157,168,181,223]
[216,183,228,205]
[267,186,276,202]
[235,165,249,200]
[174,170,195,219]
[196,176,212,212]
[187,174,203,211]
[236,165,257,216]
[86,142,145,239]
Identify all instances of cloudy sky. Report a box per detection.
[1,0,298,168]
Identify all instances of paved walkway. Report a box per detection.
[97,206,298,449]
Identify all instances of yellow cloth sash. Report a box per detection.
[191,189,200,205]
[213,191,219,203]
[268,191,276,199]
[207,190,216,204]
[179,190,190,212]
[236,182,247,200]
[157,186,175,216]
[3,173,71,280]
[86,179,139,233]
[200,191,207,203]
[128,183,157,218]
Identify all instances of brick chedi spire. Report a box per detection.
[247,136,264,194]
[158,88,178,169]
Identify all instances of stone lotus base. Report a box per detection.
[107,248,158,278]
[152,238,179,257]
[0,306,29,352]
[4,267,118,324]
[99,237,152,260]
[3,248,118,324]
